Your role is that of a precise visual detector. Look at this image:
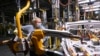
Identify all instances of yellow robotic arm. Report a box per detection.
[30,29,81,55]
[8,0,30,55]
[16,0,30,39]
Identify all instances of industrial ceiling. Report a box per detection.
[0,0,99,22]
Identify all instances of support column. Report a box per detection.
[40,9,48,28]
[75,0,80,21]
[32,0,37,18]
[63,8,68,22]
[52,0,60,21]
[51,0,61,49]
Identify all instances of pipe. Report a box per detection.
[60,0,70,7]
[15,0,30,39]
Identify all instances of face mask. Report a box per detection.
[36,23,42,28]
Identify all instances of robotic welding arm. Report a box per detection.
[30,29,81,55]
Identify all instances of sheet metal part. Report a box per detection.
[42,29,81,39]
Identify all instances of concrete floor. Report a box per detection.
[0,45,15,56]
[0,36,14,56]
[0,36,29,56]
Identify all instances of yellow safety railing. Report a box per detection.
[15,0,30,39]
